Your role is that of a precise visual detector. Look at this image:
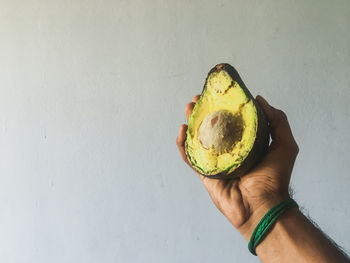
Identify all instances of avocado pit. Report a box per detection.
[198,110,243,154]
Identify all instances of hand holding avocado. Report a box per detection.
[176,94,298,238]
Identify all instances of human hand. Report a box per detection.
[176,95,299,240]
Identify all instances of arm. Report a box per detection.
[241,205,349,263]
[176,95,349,263]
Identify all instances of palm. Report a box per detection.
[201,176,245,228]
[196,152,290,228]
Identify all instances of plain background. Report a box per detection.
[1,0,349,262]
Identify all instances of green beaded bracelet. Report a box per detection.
[248,198,299,256]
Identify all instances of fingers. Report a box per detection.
[185,95,201,121]
[256,95,299,154]
[176,124,189,165]
[176,123,206,180]
[256,96,294,141]
[185,103,195,121]
[192,95,200,102]
[256,95,274,122]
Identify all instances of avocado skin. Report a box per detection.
[187,63,270,180]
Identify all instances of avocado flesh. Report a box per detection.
[186,70,258,176]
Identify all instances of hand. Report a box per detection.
[176,95,299,240]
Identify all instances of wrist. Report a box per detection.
[237,194,290,241]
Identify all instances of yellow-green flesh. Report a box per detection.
[186,70,257,175]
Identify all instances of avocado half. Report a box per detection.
[185,63,269,179]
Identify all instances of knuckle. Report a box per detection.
[293,142,299,155]
[277,109,287,120]
[286,141,299,156]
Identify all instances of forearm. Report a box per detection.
[240,206,349,263]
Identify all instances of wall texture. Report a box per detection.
[0,1,349,262]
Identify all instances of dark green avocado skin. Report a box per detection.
[188,63,270,180]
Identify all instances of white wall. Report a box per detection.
[0,1,349,262]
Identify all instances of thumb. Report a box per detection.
[256,95,297,148]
